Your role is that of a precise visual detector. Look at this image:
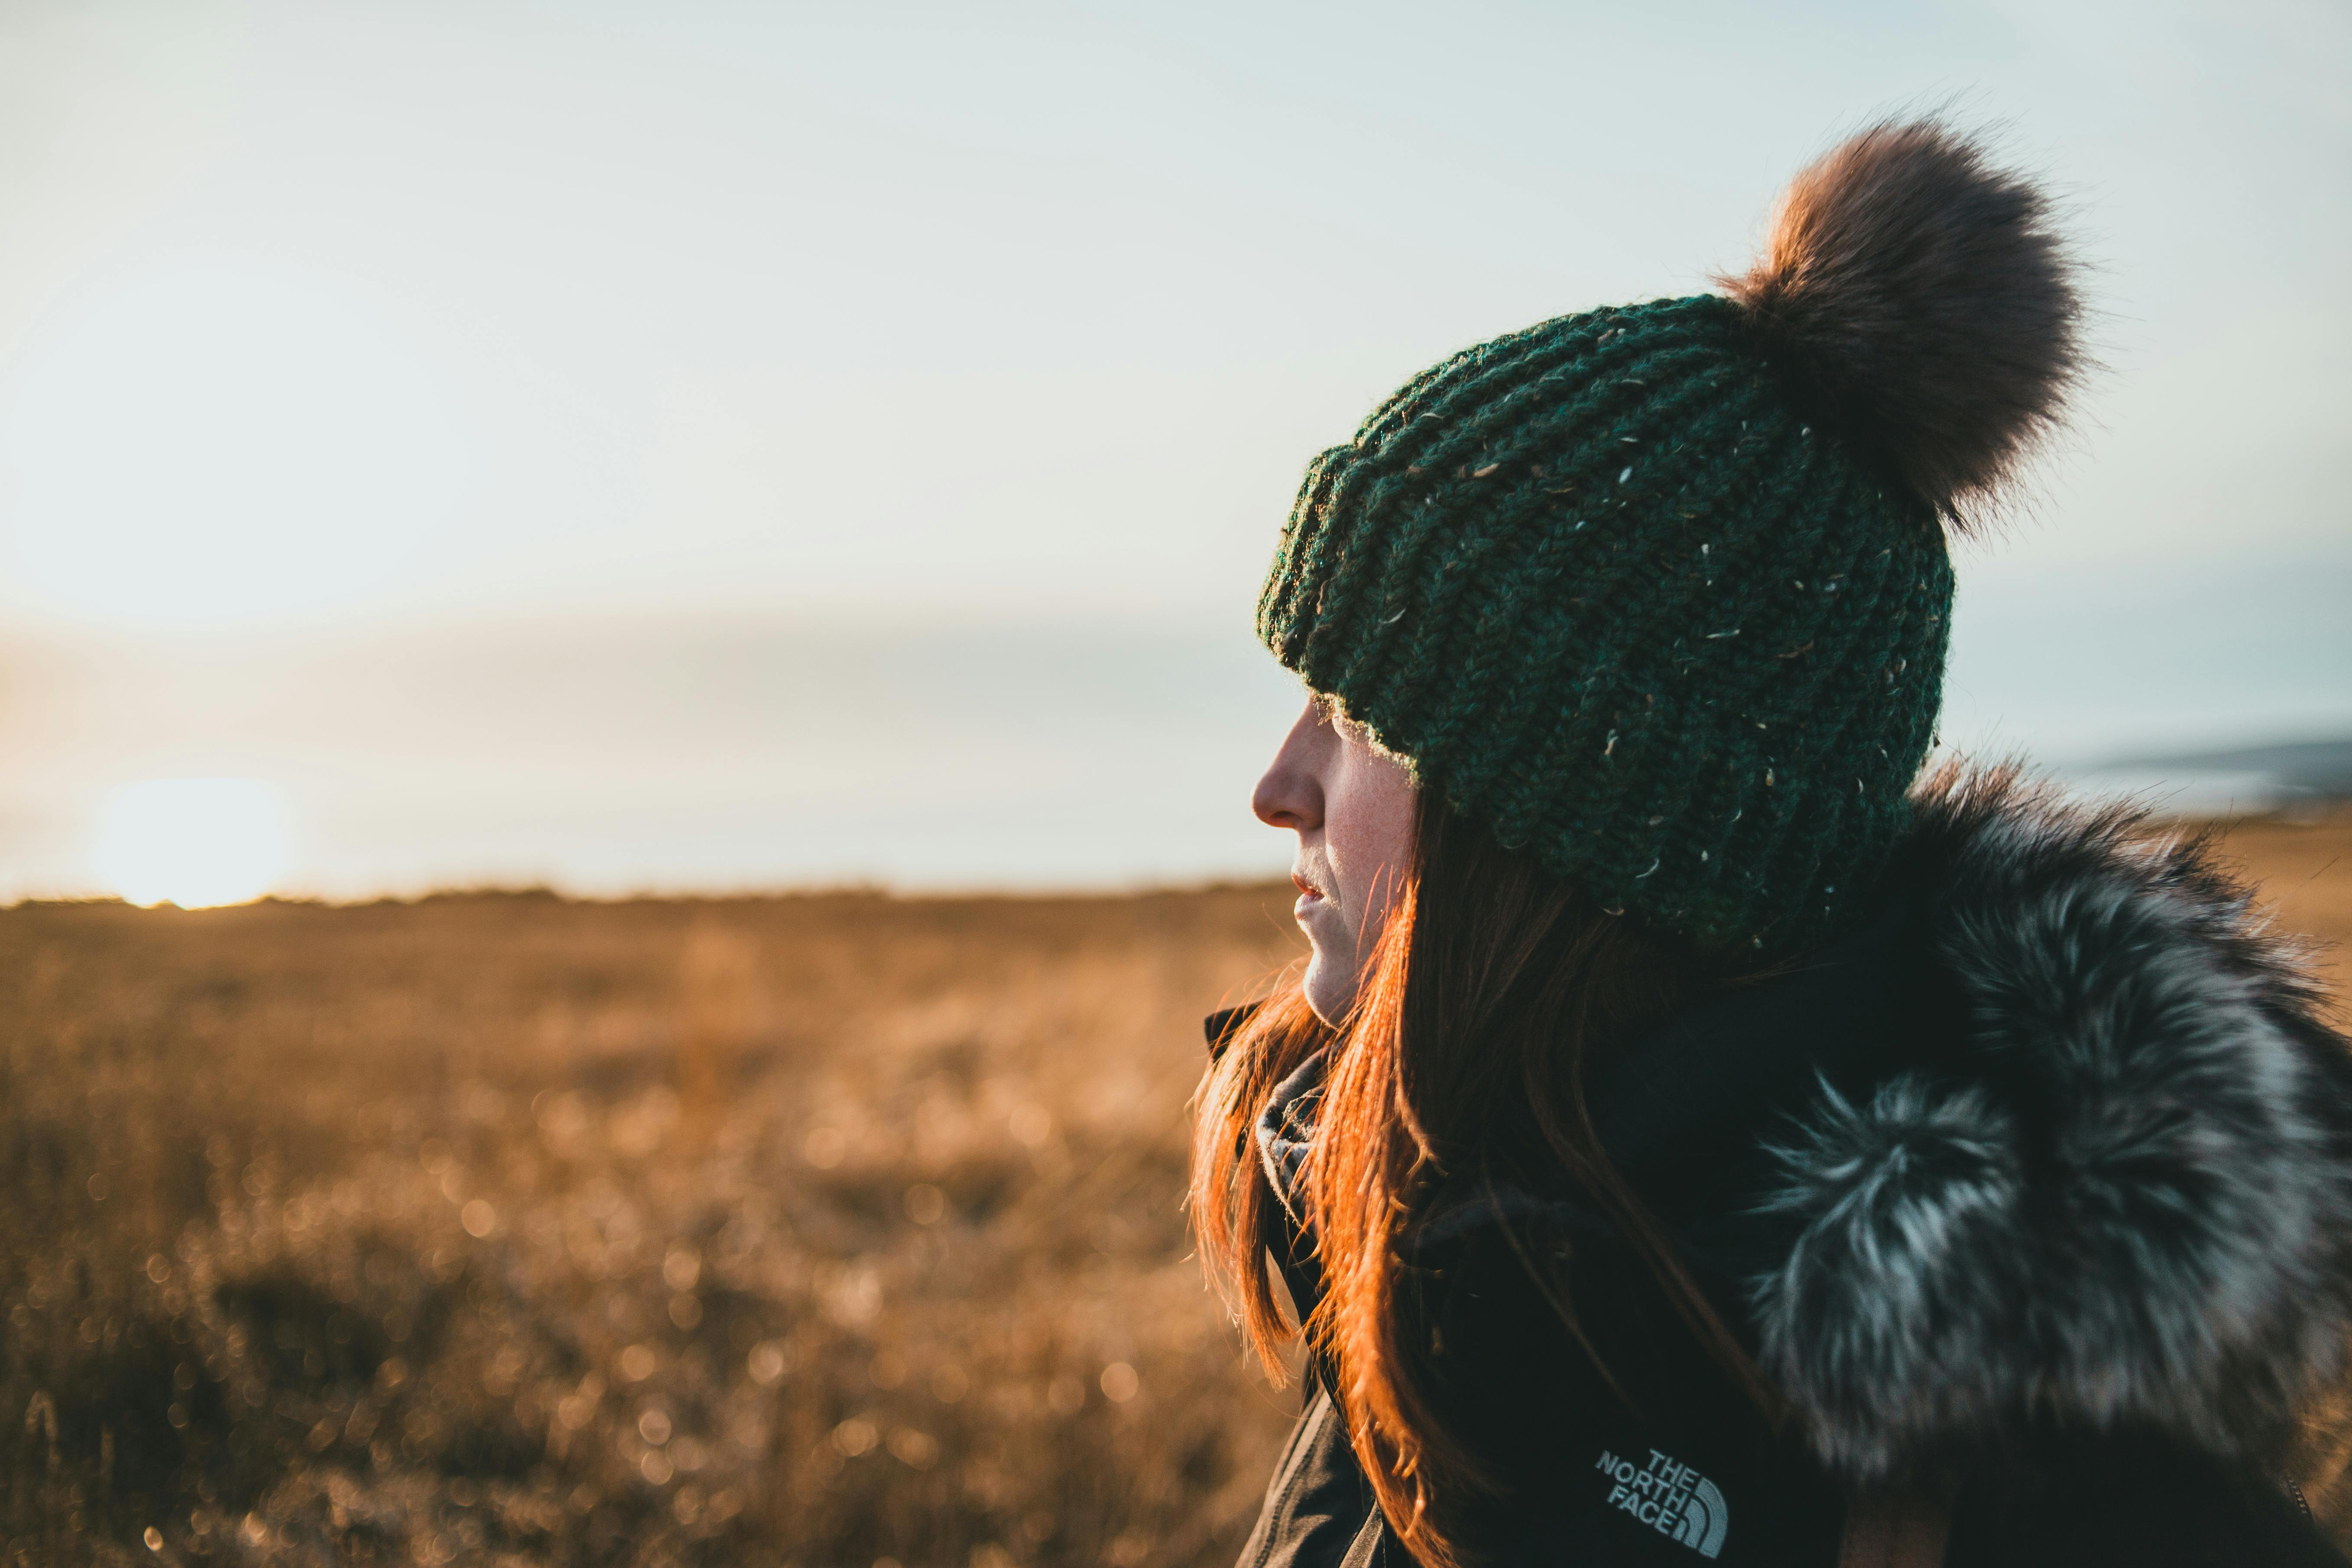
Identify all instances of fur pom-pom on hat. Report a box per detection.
[1722,118,2086,527]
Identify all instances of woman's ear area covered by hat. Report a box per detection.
[1719,117,2087,530]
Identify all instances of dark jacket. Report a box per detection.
[1215,772,2352,1567]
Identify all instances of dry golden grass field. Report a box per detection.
[3,809,2347,1567]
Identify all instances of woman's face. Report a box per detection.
[1252,696,1418,1026]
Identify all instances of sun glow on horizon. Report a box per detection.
[94,779,294,909]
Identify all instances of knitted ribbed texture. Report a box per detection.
[1257,293,1954,954]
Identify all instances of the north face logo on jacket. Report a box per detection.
[1596,1448,1729,1558]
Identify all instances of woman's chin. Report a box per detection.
[1301,954,1354,1028]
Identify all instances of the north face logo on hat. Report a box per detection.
[1596,1448,1729,1558]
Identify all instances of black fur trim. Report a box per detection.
[1751,764,2352,1483]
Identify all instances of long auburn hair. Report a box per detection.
[1191,788,1778,1567]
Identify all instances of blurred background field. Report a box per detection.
[3,806,2348,1568]
[0,877,1310,1566]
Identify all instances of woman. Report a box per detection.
[1191,120,2352,1568]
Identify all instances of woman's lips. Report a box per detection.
[1291,871,1325,911]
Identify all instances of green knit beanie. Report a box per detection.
[1258,120,2082,953]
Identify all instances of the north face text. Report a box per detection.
[1596,1448,1729,1558]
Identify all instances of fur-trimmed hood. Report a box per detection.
[1736,766,2352,1486]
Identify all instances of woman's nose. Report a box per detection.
[1252,702,1325,831]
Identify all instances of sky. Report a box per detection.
[0,0,2346,902]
